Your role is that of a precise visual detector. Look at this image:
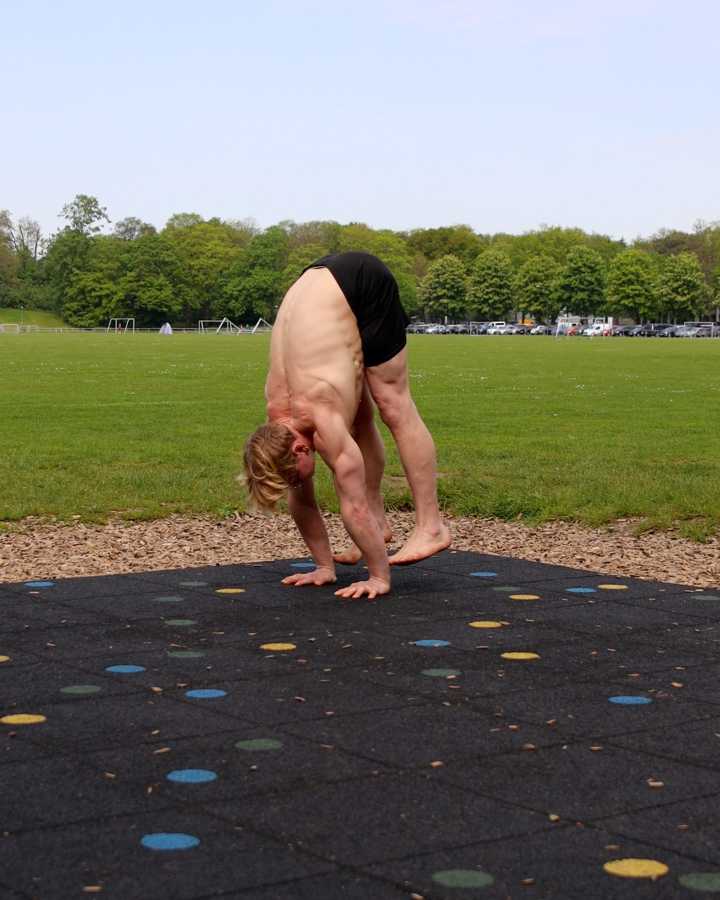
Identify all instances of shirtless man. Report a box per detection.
[243,251,450,599]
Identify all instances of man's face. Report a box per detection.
[288,445,315,487]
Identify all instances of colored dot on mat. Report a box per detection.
[0,655,10,663]
[153,595,184,603]
[185,689,226,699]
[469,571,497,578]
[105,664,146,674]
[61,685,102,696]
[693,594,720,601]
[598,584,629,591]
[164,619,197,627]
[179,581,208,587]
[235,738,283,751]
[501,652,540,661]
[166,769,218,784]
[509,594,540,601]
[432,869,495,888]
[167,650,206,659]
[492,586,523,593]
[1,713,46,725]
[260,642,296,652]
[566,587,597,594]
[679,873,720,892]
[141,833,200,851]
[422,668,462,678]
[24,580,55,588]
[603,859,668,879]
[469,620,505,629]
[215,588,245,594]
[291,562,315,569]
[609,695,652,705]
[413,639,450,648]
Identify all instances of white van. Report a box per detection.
[486,321,507,334]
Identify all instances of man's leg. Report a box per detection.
[365,347,450,564]
[333,383,393,565]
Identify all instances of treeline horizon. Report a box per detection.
[1,194,719,327]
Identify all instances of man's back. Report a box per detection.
[267,267,363,431]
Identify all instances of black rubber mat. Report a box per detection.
[2,550,719,898]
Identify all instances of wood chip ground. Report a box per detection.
[1,513,718,587]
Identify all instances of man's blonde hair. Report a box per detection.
[243,423,297,512]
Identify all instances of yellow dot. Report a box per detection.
[260,642,296,652]
[604,859,668,879]
[216,588,245,594]
[1,714,46,726]
[0,655,10,663]
[501,652,540,661]
[469,621,505,629]
[509,594,540,601]
[598,584,628,591]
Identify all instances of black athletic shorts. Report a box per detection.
[301,251,409,367]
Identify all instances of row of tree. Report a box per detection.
[1,194,719,326]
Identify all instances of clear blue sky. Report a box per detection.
[3,0,718,241]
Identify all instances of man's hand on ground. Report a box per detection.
[281,566,337,587]
[334,576,390,601]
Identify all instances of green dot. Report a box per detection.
[235,738,283,752]
[164,619,197,627]
[432,869,495,888]
[693,595,720,601]
[492,586,523,593]
[167,650,206,659]
[179,581,208,587]
[679,873,720,892]
[153,595,184,603]
[60,685,102,696]
[422,668,462,678]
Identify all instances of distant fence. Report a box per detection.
[0,324,269,335]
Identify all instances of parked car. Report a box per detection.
[582,322,612,336]
[471,322,490,334]
[406,322,428,333]
[530,324,552,335]
[512,324,530,334]
[487,321,508,334]
[424,324,449,334]
[612,325,634,336]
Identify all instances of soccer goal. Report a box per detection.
[0,323,21,334]
[198,317,241,334]
[684,321,718,337]
[107,318,135,334]
[251,318,272,334]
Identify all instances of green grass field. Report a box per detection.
[1,333,719,539]
[0,308,66,327]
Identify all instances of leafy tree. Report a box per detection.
[557,246,606,316]
[658,252,708,321]
[114,217,157,240]
[165,212,204,230]
[606,250,661,322]
[117,233,187,325]
[220,226,289,321]
[406,225,484,267]
[513,254,561,323]
[336,223,418,314]
[418,254,467,320]
[279,243,329,294]
[60,194,110,235]
[467,249,514,319]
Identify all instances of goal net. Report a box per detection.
[107,318,135,334]
[0,323,21,333]
[198,317,242,334]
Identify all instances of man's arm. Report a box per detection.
[314,409,390,596]
[283,477,336,585]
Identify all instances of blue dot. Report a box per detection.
[185,688,226,699]
[105,664,146,674]
[291,562,315,569]
[609,695,652,705]
[167,769,218,784]
[25,580,55,588]
[470,571,497,578]
[413,639,450,648]
[141,833,200,851]
[566,587,597,594]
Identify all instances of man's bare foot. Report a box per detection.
[388,523,451,565]
[333,525,393,565]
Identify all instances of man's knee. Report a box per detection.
[375,391,413,430]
